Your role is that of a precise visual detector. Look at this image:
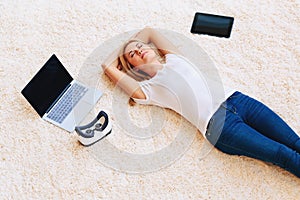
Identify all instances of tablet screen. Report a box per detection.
[191,13,234,38]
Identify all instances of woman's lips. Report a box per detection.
[141,51,147,59]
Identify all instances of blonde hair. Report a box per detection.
[119,39,165,82]
[118,39,165,106]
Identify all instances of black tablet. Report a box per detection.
[191,12,234,38]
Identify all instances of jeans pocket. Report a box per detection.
[221,102,238,114]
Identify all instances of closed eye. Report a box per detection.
[129,50,135,58]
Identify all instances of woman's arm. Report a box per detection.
[132,27,181,55]
[101,48,146,99]
[102,27,176,100]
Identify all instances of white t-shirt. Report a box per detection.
[133,54,235,137]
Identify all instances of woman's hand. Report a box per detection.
[102,61,146,100]
[102,63,122,73]
[131,27,180,56]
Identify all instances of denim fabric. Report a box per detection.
[206,91,300,178]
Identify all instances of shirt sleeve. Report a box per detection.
[131,81,152,105]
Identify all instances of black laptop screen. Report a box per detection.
[21,54,73,117]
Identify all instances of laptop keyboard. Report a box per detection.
[47,83,88,124]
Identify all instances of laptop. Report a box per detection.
[21,54,102,132]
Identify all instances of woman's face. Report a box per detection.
[124,41,158,68]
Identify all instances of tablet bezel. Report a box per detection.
[191,12,234,38]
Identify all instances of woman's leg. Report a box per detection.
[206,92,300,178]
[230,92,300,153]
[216,122,300,178]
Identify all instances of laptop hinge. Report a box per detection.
[46,83,72,114]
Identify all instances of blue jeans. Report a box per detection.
[205,91,300,178]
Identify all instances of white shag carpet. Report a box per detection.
[1,0,300,199]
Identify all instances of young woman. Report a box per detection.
[101,27,300,178]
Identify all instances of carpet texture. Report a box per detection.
[1,0,300,199]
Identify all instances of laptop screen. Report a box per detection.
[21,54,73,117]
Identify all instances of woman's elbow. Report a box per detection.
[131,89,146,100]
[101,63,107,71]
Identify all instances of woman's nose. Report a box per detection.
[135,49,142,55]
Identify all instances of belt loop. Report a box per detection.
[233,106,237,114]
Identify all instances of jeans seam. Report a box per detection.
[245,102,265,125]
[227,92,243,105]
[221,101,239,115]
[216,140,261,159]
